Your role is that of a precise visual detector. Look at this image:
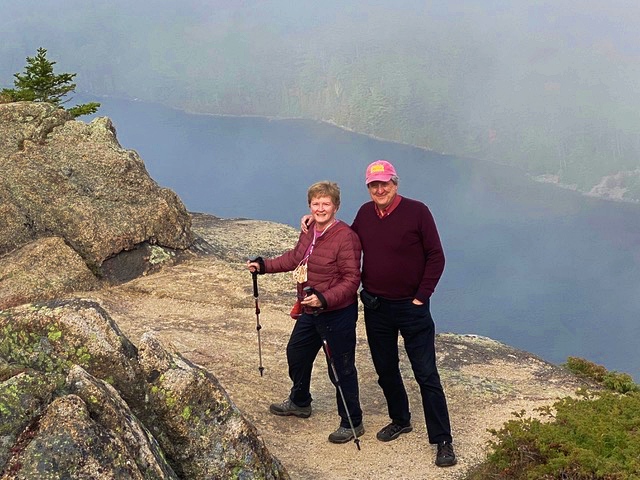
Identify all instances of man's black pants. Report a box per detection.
[364,297,452,444]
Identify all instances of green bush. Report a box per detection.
[566,357,638,394]
[565,356,608,382]
[465,359,640,480]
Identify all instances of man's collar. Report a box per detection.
[375,194,402,218]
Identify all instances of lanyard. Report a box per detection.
[302,219,338,264]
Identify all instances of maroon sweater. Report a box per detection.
[264,220,362,312]
[351,196,445,303]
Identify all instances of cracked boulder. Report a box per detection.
[0,298,288,480]
[0,101,194,307]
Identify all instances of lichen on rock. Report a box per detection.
[0,299,289,479]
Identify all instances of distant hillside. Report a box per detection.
[2,1,639,200]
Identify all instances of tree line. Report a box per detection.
[2,2,638,200]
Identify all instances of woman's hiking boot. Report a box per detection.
[328,423,365,444]
[269,398,312,418]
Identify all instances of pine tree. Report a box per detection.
[1,47,99,118]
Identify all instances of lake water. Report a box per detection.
[87,97,640,380]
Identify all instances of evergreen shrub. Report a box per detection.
[465,358,640,479]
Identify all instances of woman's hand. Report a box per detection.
[301,293,322,308]
[246,260,261,273]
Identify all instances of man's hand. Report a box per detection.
[301,214,313,234]
[412,299,424,305]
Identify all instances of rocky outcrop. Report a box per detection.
[0,237,99,309]
[0,299,288,479]
[137,334,285,479]
[0,101,603,479]
[0,104,288,479]
[588,168,640,202]
[0,101,194,307]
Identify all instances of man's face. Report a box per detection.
[367,180,398,210]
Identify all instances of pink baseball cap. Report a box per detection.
[365,160,397,185]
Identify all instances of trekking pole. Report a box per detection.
[322,337,361,450]
[251,270,265,376]
[304,287,361,451]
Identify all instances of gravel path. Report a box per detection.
[84,214,589,479]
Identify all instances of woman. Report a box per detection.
[247,181,364,445]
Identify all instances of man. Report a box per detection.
[352,160,456,467]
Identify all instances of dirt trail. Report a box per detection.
[84,215,587,479]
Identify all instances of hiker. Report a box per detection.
[247,180,364,445]
[302,160,456,467]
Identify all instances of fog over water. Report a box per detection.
[3,1,640,197]
[89,97,640,380]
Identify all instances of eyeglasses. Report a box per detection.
[367,181,394,191]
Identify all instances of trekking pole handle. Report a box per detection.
[251,270,259,298]
[303,286,320,316]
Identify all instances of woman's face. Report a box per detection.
[309,195,338,230]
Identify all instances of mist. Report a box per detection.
[2,1,639,195]
[81,96,640,380]
[2,1,640,376]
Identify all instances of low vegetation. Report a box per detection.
[465,357,640,479]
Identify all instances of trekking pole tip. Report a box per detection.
[355,438,361,450]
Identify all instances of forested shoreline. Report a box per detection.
[3,1,639,201]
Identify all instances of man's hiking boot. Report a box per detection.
[328,423,365,444]
[269,398,312,418]
[376,422,413,442]
[435,441,457,467]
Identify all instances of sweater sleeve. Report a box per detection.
[415,205,445,303]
